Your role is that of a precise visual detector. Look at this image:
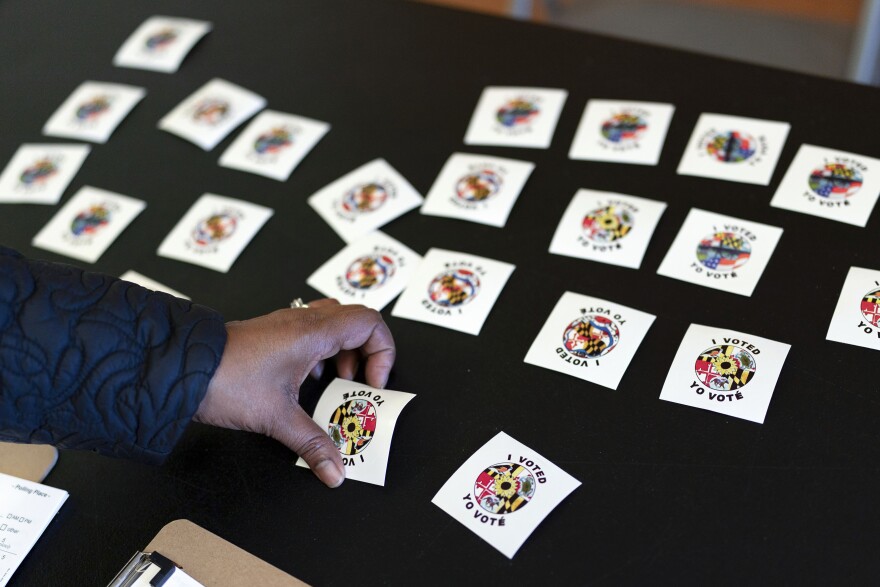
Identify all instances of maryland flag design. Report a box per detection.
[694,344,757,391]
[328,399,377,455]
[19,158,58,186]
[75,96,111,122]
[563,315,621,358]
[808,163,863,200]
[582,205,634,243]
[455,169,503,202]
[145,28,178,51]
[70,204,111,237]
[601,112,647,143]
[496,98,539,128]
[340,182,390,216]
[861,288,880,327]
[474,462,536,515]
[192,212,238,246]
[706,131,756,163]
[192,99,230,125]
[254,127,293,155]
[345,254,396,290]
[428,268,480,307]
[696,231,751,271]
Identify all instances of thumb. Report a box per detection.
[274,405,346,488]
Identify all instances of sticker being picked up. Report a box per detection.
[659,324,790,424]
[826,266,880,352]
[569,99,675,165]
[420,153,535,227]
[307,231,421,311]
[42,81,146,144]
[677,113,791,185]
[656,208,783,297]
[113,16,212,73]
[391,248,515,335]
[0,144,90,205]
[120,270,190,300]
[524,292,655,390]
[295,378,415,486]
[218,109,330,181]
[464,86,568,149]
[158,78,266,151]
[32,186,145,263]
[549,189,667,269]
[308,158,423,243]
[432,431,580,559]
[157,193,273,273]
[770,144,880,227]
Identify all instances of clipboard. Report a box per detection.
[113,519,309,587]
[0,441,58,482]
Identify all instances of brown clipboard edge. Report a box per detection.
[144,519,309,587]
[0,442,59,483]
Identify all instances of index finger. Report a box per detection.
[318,305,396,388]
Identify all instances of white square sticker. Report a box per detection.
[42,81,146,144]
[656,208,783,297]
[770,144,880,227]
[549,189,667,269]
[120,270,190,300]
[677,113,791,185]
[158,78,266,151]
[306,231,422,311]
[157,193,273,273]
[464,86,568,149]
[218,109,330,181]
[568,99,675,165]
[391,248,514,336]
[0,144,91,205]
[431,431,581,559]
[32,186,145,263]
[826,266,880,352]
[524,291,656,390]
[420,153,535,227]
[295,378,415,486]
[113,16,212,73]
[308,158,424,243]
[659,324,791,424]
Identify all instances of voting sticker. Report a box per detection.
[677,113,791,185]
[307,231,422,311]
[32,186,145,263]
[296,378,415,486]
[656,208,782,297]
[568,99,675,165]
[420,152,535,227]
[158,78,266,151]
[218,109,330,181]
[770,144,880,227]
[524,291,655,390]
[157,193,273,273]
[549,189,667,269]
[659,324,790,424]
[826,266,880,352]
[42,81,146,144]
[120,270,190,300]
[308,158,424,243]
[432,431,581,559]
[391,248,514,336]
[464,86,568,149]
[0,144,90,205]
[113,16,212,73]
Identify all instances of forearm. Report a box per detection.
[0,246,226,463]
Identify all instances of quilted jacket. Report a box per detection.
[0,246,227,464]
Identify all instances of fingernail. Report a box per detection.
[313,362,324,379]
[315,460,345,488]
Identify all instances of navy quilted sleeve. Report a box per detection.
[0,246,227,464]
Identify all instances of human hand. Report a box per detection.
[194,299,395,488]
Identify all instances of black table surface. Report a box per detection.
[2,0,880,584]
